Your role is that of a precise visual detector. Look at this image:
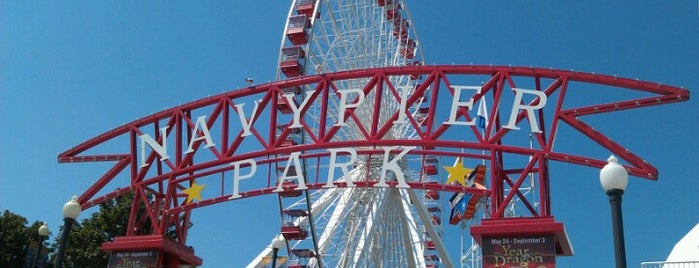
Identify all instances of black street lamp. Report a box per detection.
[270,236,285,268]
[32,222,49,268]
[54,196,81,268]
[600,155,629,268]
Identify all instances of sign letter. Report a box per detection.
[139,126,169,168]
[503,88,547,133]
[185,115,216,154]
[375,146,415,188]
[324,148,358,188]
[334,88,365,126]
[444,86,481,126]
[230,158,257,199]
[274,152,307,192]
[233,100,261,137]
[285,92,315,128]
[393,86,412,124]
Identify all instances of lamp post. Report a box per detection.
[54,196,81,268]
[270,236,285,268]
[600,155,628,268]
[32,222,49,268]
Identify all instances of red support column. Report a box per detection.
[471,217,573,267]
[102,235,203,267]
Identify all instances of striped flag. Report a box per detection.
[449,193,469,224]
[476,98,488,129]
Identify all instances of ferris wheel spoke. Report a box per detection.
[398,188,427,266]
[311,187,354,266]
[407,188,456,268]
[247,186,343,267]
[342,188,388,266]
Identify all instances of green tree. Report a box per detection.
[0,210,45,268]
[52,193,133,268]
[0,194,187,267]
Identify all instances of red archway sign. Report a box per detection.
[59,65,689,267]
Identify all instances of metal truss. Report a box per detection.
[59,64,689,267]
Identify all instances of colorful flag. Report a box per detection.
[449,193,469,224]
[448,164,487,224]
[476,98,488,129]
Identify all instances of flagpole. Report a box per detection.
[457,147,465,268]
[529,132,537,210]
[477,97,488,268]
[460,223,465,268]
[477,97,488,166]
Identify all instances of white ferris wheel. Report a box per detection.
[246,1,513,267]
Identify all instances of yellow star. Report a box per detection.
[182,180,206,204]
[443,157,473,186]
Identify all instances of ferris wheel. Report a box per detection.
[250,0,457,267]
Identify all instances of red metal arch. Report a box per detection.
[59,64,688,265]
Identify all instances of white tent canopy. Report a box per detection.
[666,223,699,262]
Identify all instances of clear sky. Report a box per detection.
[2,1,697,267]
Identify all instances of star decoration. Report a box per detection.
[182,180,206,204]
[443,157,473,186]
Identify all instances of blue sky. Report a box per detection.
[2,1,697,267]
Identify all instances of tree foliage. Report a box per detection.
[4,192,190,268]
[0,210,44,268]
[51,193,133,268]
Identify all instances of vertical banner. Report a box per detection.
[482,235,556,268]
[108,250,159,268]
